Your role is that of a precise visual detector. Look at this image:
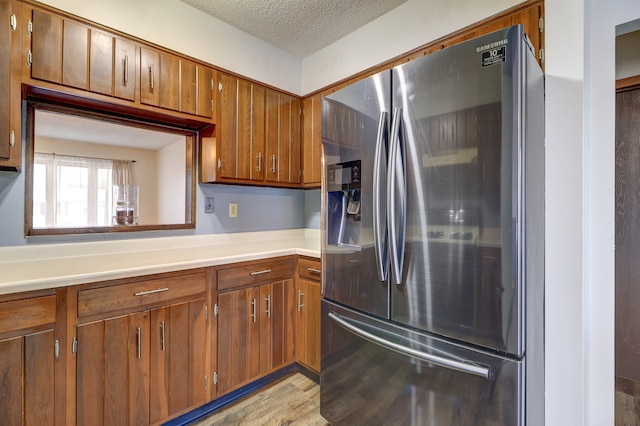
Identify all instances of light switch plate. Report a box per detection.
[229,202,238,218]
[205,198,214,214]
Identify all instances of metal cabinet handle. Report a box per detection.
[307,267,321,274]
[149,64,154,89]
[136,327,142,359]
[271,154,276,173]
[250,269,271,276]
[266,294,271,318]
[161,320,166,351]
[134,287,169,296]
[297,290,303,312]
[123,55,129,83]
[256,152,262,172]
[251,298,257,323]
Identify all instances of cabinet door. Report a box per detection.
[295,279,321,372]
[265,89,280,182]
[159,53,180,112]
[140,46,160,107]
[216,288,248,393]
[0,331,56,425]
[114,37,136,101]
[289,97,302,184]
[237,79,252,180]
[0,0,14,161]
[251,84,266,181]
[196,65,214,119]
[302,94,323,185]
[89,28,113,96]
[62,19,89,90]
[30,9,62,84]
[150,300,207,423]
[180,59,197,115]
[217,72,238,180]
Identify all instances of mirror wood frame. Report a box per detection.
[24,98,198,236]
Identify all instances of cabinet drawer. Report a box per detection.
[0,295,57,335]
[217,258,293,291]
[78,271,205,318]
[298,257,321,282]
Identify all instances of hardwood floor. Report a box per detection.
[190,373,329,425]
[616,376,640,425]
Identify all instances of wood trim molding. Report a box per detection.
[617,75,640,92]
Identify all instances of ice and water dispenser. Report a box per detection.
[326,160,362,248]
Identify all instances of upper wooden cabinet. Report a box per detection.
[302,94,322,187]
[0,0,21,171]
[204,72,300,187]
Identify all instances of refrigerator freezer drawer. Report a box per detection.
[320,300,524,426]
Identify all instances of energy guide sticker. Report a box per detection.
[481,46,506,67]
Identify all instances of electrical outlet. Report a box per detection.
[205,197,214,214]
[229,202,238,218]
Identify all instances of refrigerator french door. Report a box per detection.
[321,25,544,425]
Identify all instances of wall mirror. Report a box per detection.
[25,101,196,236]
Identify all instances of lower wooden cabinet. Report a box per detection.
[295,257,321,373]
[215,257,295,395]
[0,291,63,426]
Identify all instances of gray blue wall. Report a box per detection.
[0,163,321,247]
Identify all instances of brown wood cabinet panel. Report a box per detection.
[295,278,321,373]
[0,0,13,160]
[180,59,197,115]
[270,280,286,370]
[246,286,260,380]
[278,95,291,183]
[0,295,56,335]
[76,321,105,425]
[217,258,294,291]
[0,337,23,424]
[168,303,190,414]
[89,28,113,96]
[150,308,170,423]
[140,46,160,107]
[103,316,129,426]
[62,19,89,90]
[129,311,150,426]
[189,299,208,407]
[283,279,296,365]
[302,94,322,185]
[114,37,136,101]
[24,330,55,426]
[217,72,238,179]
[237,79,252,180]
[265,89,280,182]
[217,289,249,393]
[77,271,205,318]
[252,85,266,181]
[159,53,180,112]
[196,66,214,118]
[30,8,62,84]
[290,97,302,184]
[298,257,321,282]
[258,284,271,375]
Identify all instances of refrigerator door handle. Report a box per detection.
[329,312,491,379]
[387,107,406,285]
[373,111,390,281]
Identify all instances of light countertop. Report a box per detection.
[0,229,320,296]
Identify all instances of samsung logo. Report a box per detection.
[476,39,508,53]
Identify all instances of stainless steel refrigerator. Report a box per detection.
[320,25,544,425]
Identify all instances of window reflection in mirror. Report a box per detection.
[25,104,196,236]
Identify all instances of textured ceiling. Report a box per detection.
[179,0,408,58]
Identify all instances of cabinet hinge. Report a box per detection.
[10,14,16,31]
[217,158,222,169]
[72,337,78,354]
[27,20,32,36]
[27,51,33,67]
[218,82,223,92]
[538,48,545,63]
[211,78,214,90]
[213,372,218,385]
[539,17,544,32]
[214,303,219,317]
[54,339,60,360]
[9,130,15,147]
[205,305,209,320]
[211,99,215,112]
[205,375,208,390]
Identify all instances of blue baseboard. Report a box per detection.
[163,364,315,426]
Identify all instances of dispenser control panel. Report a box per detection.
[327,160,361,191]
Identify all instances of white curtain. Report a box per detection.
[112,159,133,186]
[33,153,114,227]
